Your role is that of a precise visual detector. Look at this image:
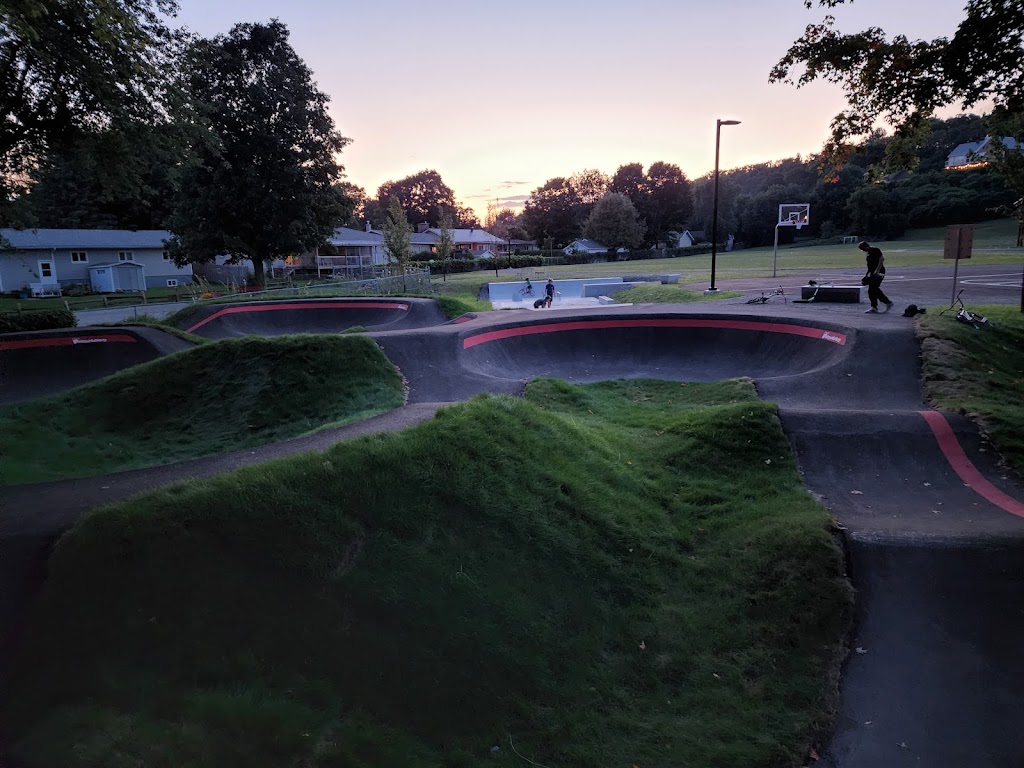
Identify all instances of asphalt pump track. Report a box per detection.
[2,302,1023,767]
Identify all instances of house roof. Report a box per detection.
[945,136,1022,168]
[0,228,171,250]
[327,227,382,246]
[427,228,503,244]
[566,238,608,250]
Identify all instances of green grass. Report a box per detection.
[614,284,744,303]
[0,286,197,313]
[0,335,405,485]
[435,218,1022,293]
[3,379,853,768]
[918,305,1024,475]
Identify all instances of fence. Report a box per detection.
[200,268,433,303]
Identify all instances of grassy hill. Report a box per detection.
[2,379,853,767]
[0,335,405,485]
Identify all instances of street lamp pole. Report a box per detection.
[707,118,740,293]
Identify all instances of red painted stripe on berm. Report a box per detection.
[462,318,847,349]
[184,301,409,333]
[0,334,138,351]
[919,410,1024,518]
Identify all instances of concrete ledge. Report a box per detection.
[597,295,617,305]
[803,285,862,303]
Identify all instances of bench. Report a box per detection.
[802,284,862,303]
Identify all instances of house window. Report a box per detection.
[166,279,178,287]
[70,251,88,263]
[162,251,172,261]
[118,251,134,262]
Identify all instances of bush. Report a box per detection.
[0,309,77,333]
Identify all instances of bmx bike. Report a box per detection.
[940,289,992,330]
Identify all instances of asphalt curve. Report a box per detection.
[0,325,190,405]
[2,300,1024,767]
[180,296,447,339]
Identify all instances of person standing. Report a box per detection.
[544,279,555,308]
[858,241,894,313]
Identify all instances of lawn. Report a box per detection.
[436,218,1023,292]
[2,378,853,768]
[0,335,405,485]
[918,305,1024,476]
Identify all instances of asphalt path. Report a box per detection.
[2,262,1024,766]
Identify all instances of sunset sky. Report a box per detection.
[172,0,973,220]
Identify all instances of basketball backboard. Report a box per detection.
[778,203,810,229]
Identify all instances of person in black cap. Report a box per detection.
[858,241,894,313]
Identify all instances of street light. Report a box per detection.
[707,118,741,293]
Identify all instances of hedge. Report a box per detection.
[0,309,77,334]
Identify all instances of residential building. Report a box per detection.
[0,228,192,295]
[422,225,503,256]
[945,137,1021,171]
[675,230,705,247]
[564,238,609,255]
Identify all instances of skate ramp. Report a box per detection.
[182,297,446,339]
[459,315,850,385]
[0,327,173,405]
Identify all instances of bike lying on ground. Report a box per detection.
[746,286,787,304]
[940,289,992,330]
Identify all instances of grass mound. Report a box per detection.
[919,305,1024,475]
[0,335,404,485]
[3,379,852,767]
[615,283,742,303]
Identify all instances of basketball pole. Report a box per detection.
[772,223,782,278]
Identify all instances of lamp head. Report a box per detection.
[718,119,741,126]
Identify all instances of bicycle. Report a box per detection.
[519,284,536,298]
[746,286,787,305]
[940,289,992,330]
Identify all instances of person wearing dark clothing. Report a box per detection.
[858,241,894,313]
[544,279,555,308]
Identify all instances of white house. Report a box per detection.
[675,230,705,247]
[563,238,608,255]
[0,228,192,295]
[945,137,1021,170]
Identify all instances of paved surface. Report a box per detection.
[2,262,1024,765]
[75,300,195,326]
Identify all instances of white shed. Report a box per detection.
[89,262,146,293]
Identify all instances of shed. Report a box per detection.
[89,262,146,293]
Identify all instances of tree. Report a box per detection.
[643,162,694,245]
[374,170,475,228]
[0,0,181,214]
[584,192,645,251]
[382,197,413,282]
[522,177,582,247]
[771,0,1024,176]
[22,121,187,230]
[167,21,352,287]
[435,211,455,280]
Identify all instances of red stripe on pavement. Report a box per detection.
[184,301,409,332]
[462,318,847,349]
[920,410,1024,518]
[0,333,138,351]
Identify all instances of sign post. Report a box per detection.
[944,224,973,305]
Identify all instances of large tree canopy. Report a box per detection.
[771,0,1024,174]
[0,0,180,204]
[608,161,693,245]
[584,192,645,251]
[369,170,475,228]
[167,20,352,286]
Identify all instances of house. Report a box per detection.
[317,227,388,277]
[510,238,539,252]
[421,225,504,256]
[563,238,608,255]
[945,137,1021,171]
[0,228,192,295]
[675,230,705,247]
